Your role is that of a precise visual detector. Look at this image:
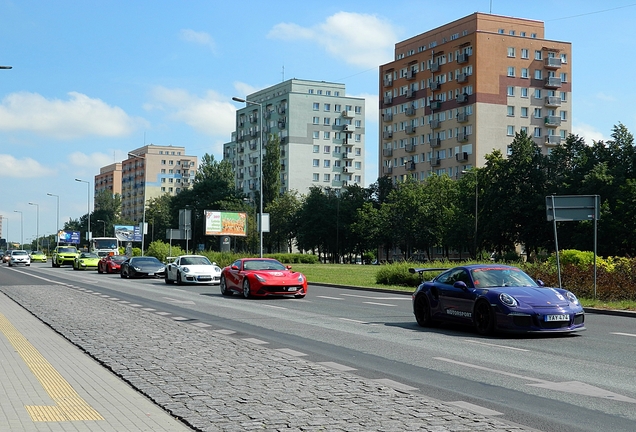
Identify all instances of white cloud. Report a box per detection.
[595,92,616,102]
[179,29,216,52]
[0,154,56,178]
[572,122,609,143]
[233,81,261,98]
[268,12,397,68]
[68,151,124,171]
[0,91,144,140]
[147,86,236,137]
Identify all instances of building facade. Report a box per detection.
[224,79,366,200]
[379,13,572,181]
[94,163,122,200]
[95,144,197,224]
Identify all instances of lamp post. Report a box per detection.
[97,219,106,237]
[232,96,263,257]
[28,202,39,251]
[75,178,91,246]
[1,216,8,244]
[127,153,147,256]
[462,169,478,258]
[13,210,23,249]
[47,193,60,249]
[0,66,12,69]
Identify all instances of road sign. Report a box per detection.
[545,195,600,221]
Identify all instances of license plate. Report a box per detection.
[545,314,569,322]
[287,287,296,291]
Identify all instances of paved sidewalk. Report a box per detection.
[1,284,538,432]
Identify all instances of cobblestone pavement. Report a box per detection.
[2,284,539,432]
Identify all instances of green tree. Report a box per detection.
[266,191,301,253]
[262,134,282,210]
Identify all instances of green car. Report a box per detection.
[73,252,100,270]
[52,246,79,267]
[30,250,47,263]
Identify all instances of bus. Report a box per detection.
[90,237,120,257]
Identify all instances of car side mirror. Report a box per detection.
[536,279,545,287]
[231,264,239,270]
[453,281,468,290]
[286,265,292,270]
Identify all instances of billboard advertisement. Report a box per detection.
[204,211,247,237]
[114,225,142,242]
[58,230,80,244]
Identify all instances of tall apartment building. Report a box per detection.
[95,162,122,200]
[224,79,365,199]
[96,144,197,223]
[379,13,571,181]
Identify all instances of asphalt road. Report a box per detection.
[2,262,636,431]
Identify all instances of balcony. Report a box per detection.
[544,77,562,88]
[342,110,354,118]
[430,119,440,129]
[342,152,353,160]
[384,95,393,105]
[238,145,245,153]
[430,100,442,111]
[545,135,562,145]
[405,144,415,152]
[430,81,441,91]
[383,131,393,140]
[383,77,393,87]
[544,116,561,127]
[406,161,416,171]
[456,152,469,162]
[544,57,562,69]
[250,129,258,137]
[405,106,416,116]
[342,167,349,173]
[457,132,469,142]
[264,110,272,119]
[406,125,416,134]
[457,112,469,123]
[406,88,416,98]
[280,163,286,171]
[278,121,286,129]
[457,73,468,83]
[457,53,469,64]
[430,137,441,147]
[249,142,257,150]
[430,158,441,167]
[249,115,258,124]
[277,106,286,115]
[382,166,393,175]
[430,61,440,72]
[545,96,562,107]
[382,112,393,122]
[382,148,393,157]
[343,124,356,132]
[407,69,417,80]
[456,94,469,103]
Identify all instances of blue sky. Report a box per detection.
[1,0,636,246]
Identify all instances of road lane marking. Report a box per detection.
[339,317,369,324]
[363,301,397,307]
[214,329,236,335]
[447,401,502,416]
[316,296,344,300]
[341,293,410,300]
[162,297,196,305]
[243,338,268,345]
[373,378,418,392]
[0,313,104,422]
[275,348,307,357]
[317,361,357,372]
[611,332,636,338]
[464,339,529,352]
[262,304,287,310]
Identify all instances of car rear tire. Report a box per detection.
[220,276,232,296]
[97,265,103,274]
[165,273,174,284]
[474,300,495,335]
[414,294,434,327]
[120,269,127,278]
[242,279,251,299]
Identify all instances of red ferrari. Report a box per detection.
[97,255,127,274]
[220,258,307,299]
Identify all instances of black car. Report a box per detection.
[120,256,166,279]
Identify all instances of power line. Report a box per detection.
[548,3,636,21]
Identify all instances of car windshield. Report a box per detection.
[132,257,161,265]
[80,253,99,258]
[181,256,211,266]
[59,247,77,253]
[12,250,28,255]
[31,251,44,255]
[243,259,286,271]
[111,255,127,263]
[470,267,538,288]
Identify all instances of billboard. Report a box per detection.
[58,230,80,244]
[204,211,247,237]
[114,225,142,242]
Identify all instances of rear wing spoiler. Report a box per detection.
[409,267,448,280]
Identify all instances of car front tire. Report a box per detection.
[176,271,183,286]
[220,275,232,296]
[242,278,251,299]
[474,300,495,336]
[414,294,434,327]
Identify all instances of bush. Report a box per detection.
[375,262,443,287]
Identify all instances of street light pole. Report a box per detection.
[233,96,264,258]
[75,179,91,246]
[13,210,23,249]
[462,169,478,258]
[127,153,147,256]
[97,219,106,237]
[28,202,39,251]
[47,193,60,249]
[1,217,8,244]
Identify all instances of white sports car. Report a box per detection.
[164,255,222,285]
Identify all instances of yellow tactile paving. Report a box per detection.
[0,313,104,422]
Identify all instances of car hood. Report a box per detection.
[182,265,220,272]
[492,286,571,307]
[133,263,165,271]
[252,270,298,279]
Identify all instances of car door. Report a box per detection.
[436,268,476,323]
[166,257,179,280]
[225,260,243,290]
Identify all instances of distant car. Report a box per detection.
[52,246,80,267]
[120,256,166,279]
[29,250,47,263]
[410,264,585,335]
[2,250,12,264]
[97,254,127,274]
[73,252,100,270]
[165,255,222,285]
[220,258,307,299]
[8,250,31,267]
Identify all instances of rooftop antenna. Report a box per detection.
[490,0,492,13]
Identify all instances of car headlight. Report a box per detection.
[499,292,518,307]
[566,291,579,305]
[182,267,190,273]
[133,266,142,271]
[297,275,304,283]
[255,274,266,282]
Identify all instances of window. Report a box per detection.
[161,169,166,173]
[498,29,504,34]
[520,31,526,37]
[334,91,340,96]
[169,160,174,165]
[507,47,515,57]
[161,160,166,165]
[355,120,361,128]
[313,145,319,153]
[324,174,330,182]
[324,160,330,168]
[534,127,542,137]
[534,108,542,118]
[313,173,319,181]
[169,169,173,174]
[520,126,528,134]
[560,53,568,63]
[325,91,331,96]
[560,111,567,121]
[507,106,515,116]
[521,107,528,117]
[560,72,568,83]
[313,131,319,139]
[531,33,537,38]
[355,134,361,142]
[534,89,542,99]
[355,106,362,114]
[312,159,319,167]
[509,30,515,36]
[521,68,529,78]
[161,178,166,183]
[521,87,528,98]
[535,50,542,60]
[308,89,314,94]
[521,48,529,59]
[313,102,319,110]
[317,90,322,95]
[355,161,362,169]
[507,125,515,136]
[324,131,330,139]
[507,66,515,77]
[534,69,542,80]
[324,118,330,125]
[161,187,166,192]
[560,91,568,102]
[324,103,331,111]
[507,86,515,96]
[312,116,319,125]
[324,145,330,153]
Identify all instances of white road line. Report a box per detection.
[317,362,357,372]
[464,339,529,352]
[316,296,344,300]
[262,304,287,310]
[192,323,212,328]
[155,311,170,316]
[162,297,196,305]
[373,378,418,392]
[611,332,636,338]
[172,317,189,321]
[434,357,548,383]
[339,317,370,324]
[341,293,409,300]
[243,338,268,345]
[214,329,236,335]
[447,401,502,416]
[363,301,397,307]
[275,348,307,357]
[142,308,156,311]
